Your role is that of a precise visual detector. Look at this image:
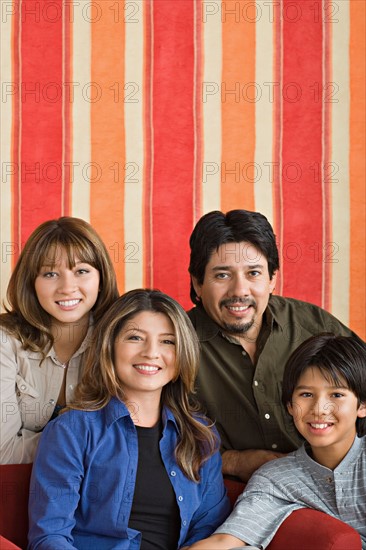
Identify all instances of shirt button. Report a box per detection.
[265,413,270,420]
[241,351,246,356]
[49,399,55,405]
[69,385,74,390]
[254,380,259,387]
[170,471,177,477]
[183,520,187,526]
[272,444,278,449]
[178,496,183,501]
[20,385,26,391]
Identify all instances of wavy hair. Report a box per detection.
[71,289,218,481]
[1,217,119,353]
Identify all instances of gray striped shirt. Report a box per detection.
[216,436,366,549]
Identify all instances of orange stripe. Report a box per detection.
[221,0,255,211]
[349,0,366,338]
[90,0,125,293]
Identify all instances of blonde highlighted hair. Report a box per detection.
[1,217,119,353]
[72,289,218,481]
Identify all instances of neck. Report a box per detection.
[310,435,356,470]
[125,392,162,427]
[51,317,89,364]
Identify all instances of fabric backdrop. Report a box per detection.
[1,0,365,339]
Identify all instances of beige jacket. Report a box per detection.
[0,326,93,464]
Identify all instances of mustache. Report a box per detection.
[220,297,256,308]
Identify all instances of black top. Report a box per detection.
[128,421,181,549]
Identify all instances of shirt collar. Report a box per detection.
[105,397,179,432]
[298,435,363,474]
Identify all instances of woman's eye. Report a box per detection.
[162,339,175,346]
[76,269,89,275]
[127,334,142,341]
[42,271,57,278]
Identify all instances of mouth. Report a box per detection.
[56,299,81,308]
[221,300,255,318]
[133,364,161,374]
[308,422,334,432]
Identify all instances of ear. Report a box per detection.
[357,402,366,419]
[191,276,202,300]
[269,270,278,294]
[287,401,294,417]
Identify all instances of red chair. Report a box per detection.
[224,478,362,550]
[0,466,362,550]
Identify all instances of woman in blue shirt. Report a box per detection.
[28,289,230,550]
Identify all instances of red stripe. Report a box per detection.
[150,0,195,308]
[62,4,72,216]
[281,0,324,305]
[144,0,153,288]
[19,0,63,244]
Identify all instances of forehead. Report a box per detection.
[296,366,347,388]
[121,311,175,334]
[207,241,268,268]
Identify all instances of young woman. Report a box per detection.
[28,289,230,550]
[0,217,119,464]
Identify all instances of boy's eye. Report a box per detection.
[299,392,312,398]
[331,392,344,398]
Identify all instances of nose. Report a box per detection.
[228,273,250,298]
[58,272,77,294]
[311,396,330,418]
[141,339,160,359]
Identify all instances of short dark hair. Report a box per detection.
[188,210,279,304]
[282,334,366,436]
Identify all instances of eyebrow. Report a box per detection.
[295,384,349,390]
[211,264,265,271]
[124,328,175,337]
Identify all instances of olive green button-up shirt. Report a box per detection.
[188,296,358,454]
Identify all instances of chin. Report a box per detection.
[222,320,254,335]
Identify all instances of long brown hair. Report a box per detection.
[72,289,218,481]
[1,217,119,353]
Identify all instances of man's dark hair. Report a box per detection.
[188,209,279,304]
[282,334,366,437]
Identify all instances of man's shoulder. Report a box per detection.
[269,296,355,336]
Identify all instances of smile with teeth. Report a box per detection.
[56,299,81,307]
[226,305,250,312]
[133,364,161,373]
[309,423,333,429]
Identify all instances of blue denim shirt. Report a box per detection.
[28,397,230,549]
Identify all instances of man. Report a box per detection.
[187,209,360,482]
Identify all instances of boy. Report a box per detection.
[187,334,366,549]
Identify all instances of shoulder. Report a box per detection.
[0,328,23,353]
[269,296,355,336]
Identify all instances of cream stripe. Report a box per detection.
[201,0,222,214]
[330,1,350,325]
[254,4,274,226]
[124,0,144,290]
[0,3,14,307]
[70,4,91,220]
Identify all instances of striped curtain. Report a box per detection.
[1,0,365,339]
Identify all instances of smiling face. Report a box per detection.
[34,246,100,328]
[113,311,177,403]
[192,241,277,341]
[287,366,366,468]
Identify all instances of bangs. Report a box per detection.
[315,364,351,391]
[33,235,99,274]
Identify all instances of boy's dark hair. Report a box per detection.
[188,209,279,304]
[282,333,366,436]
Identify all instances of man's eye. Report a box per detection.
[249,270,260,277]
[215,273,229,279]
